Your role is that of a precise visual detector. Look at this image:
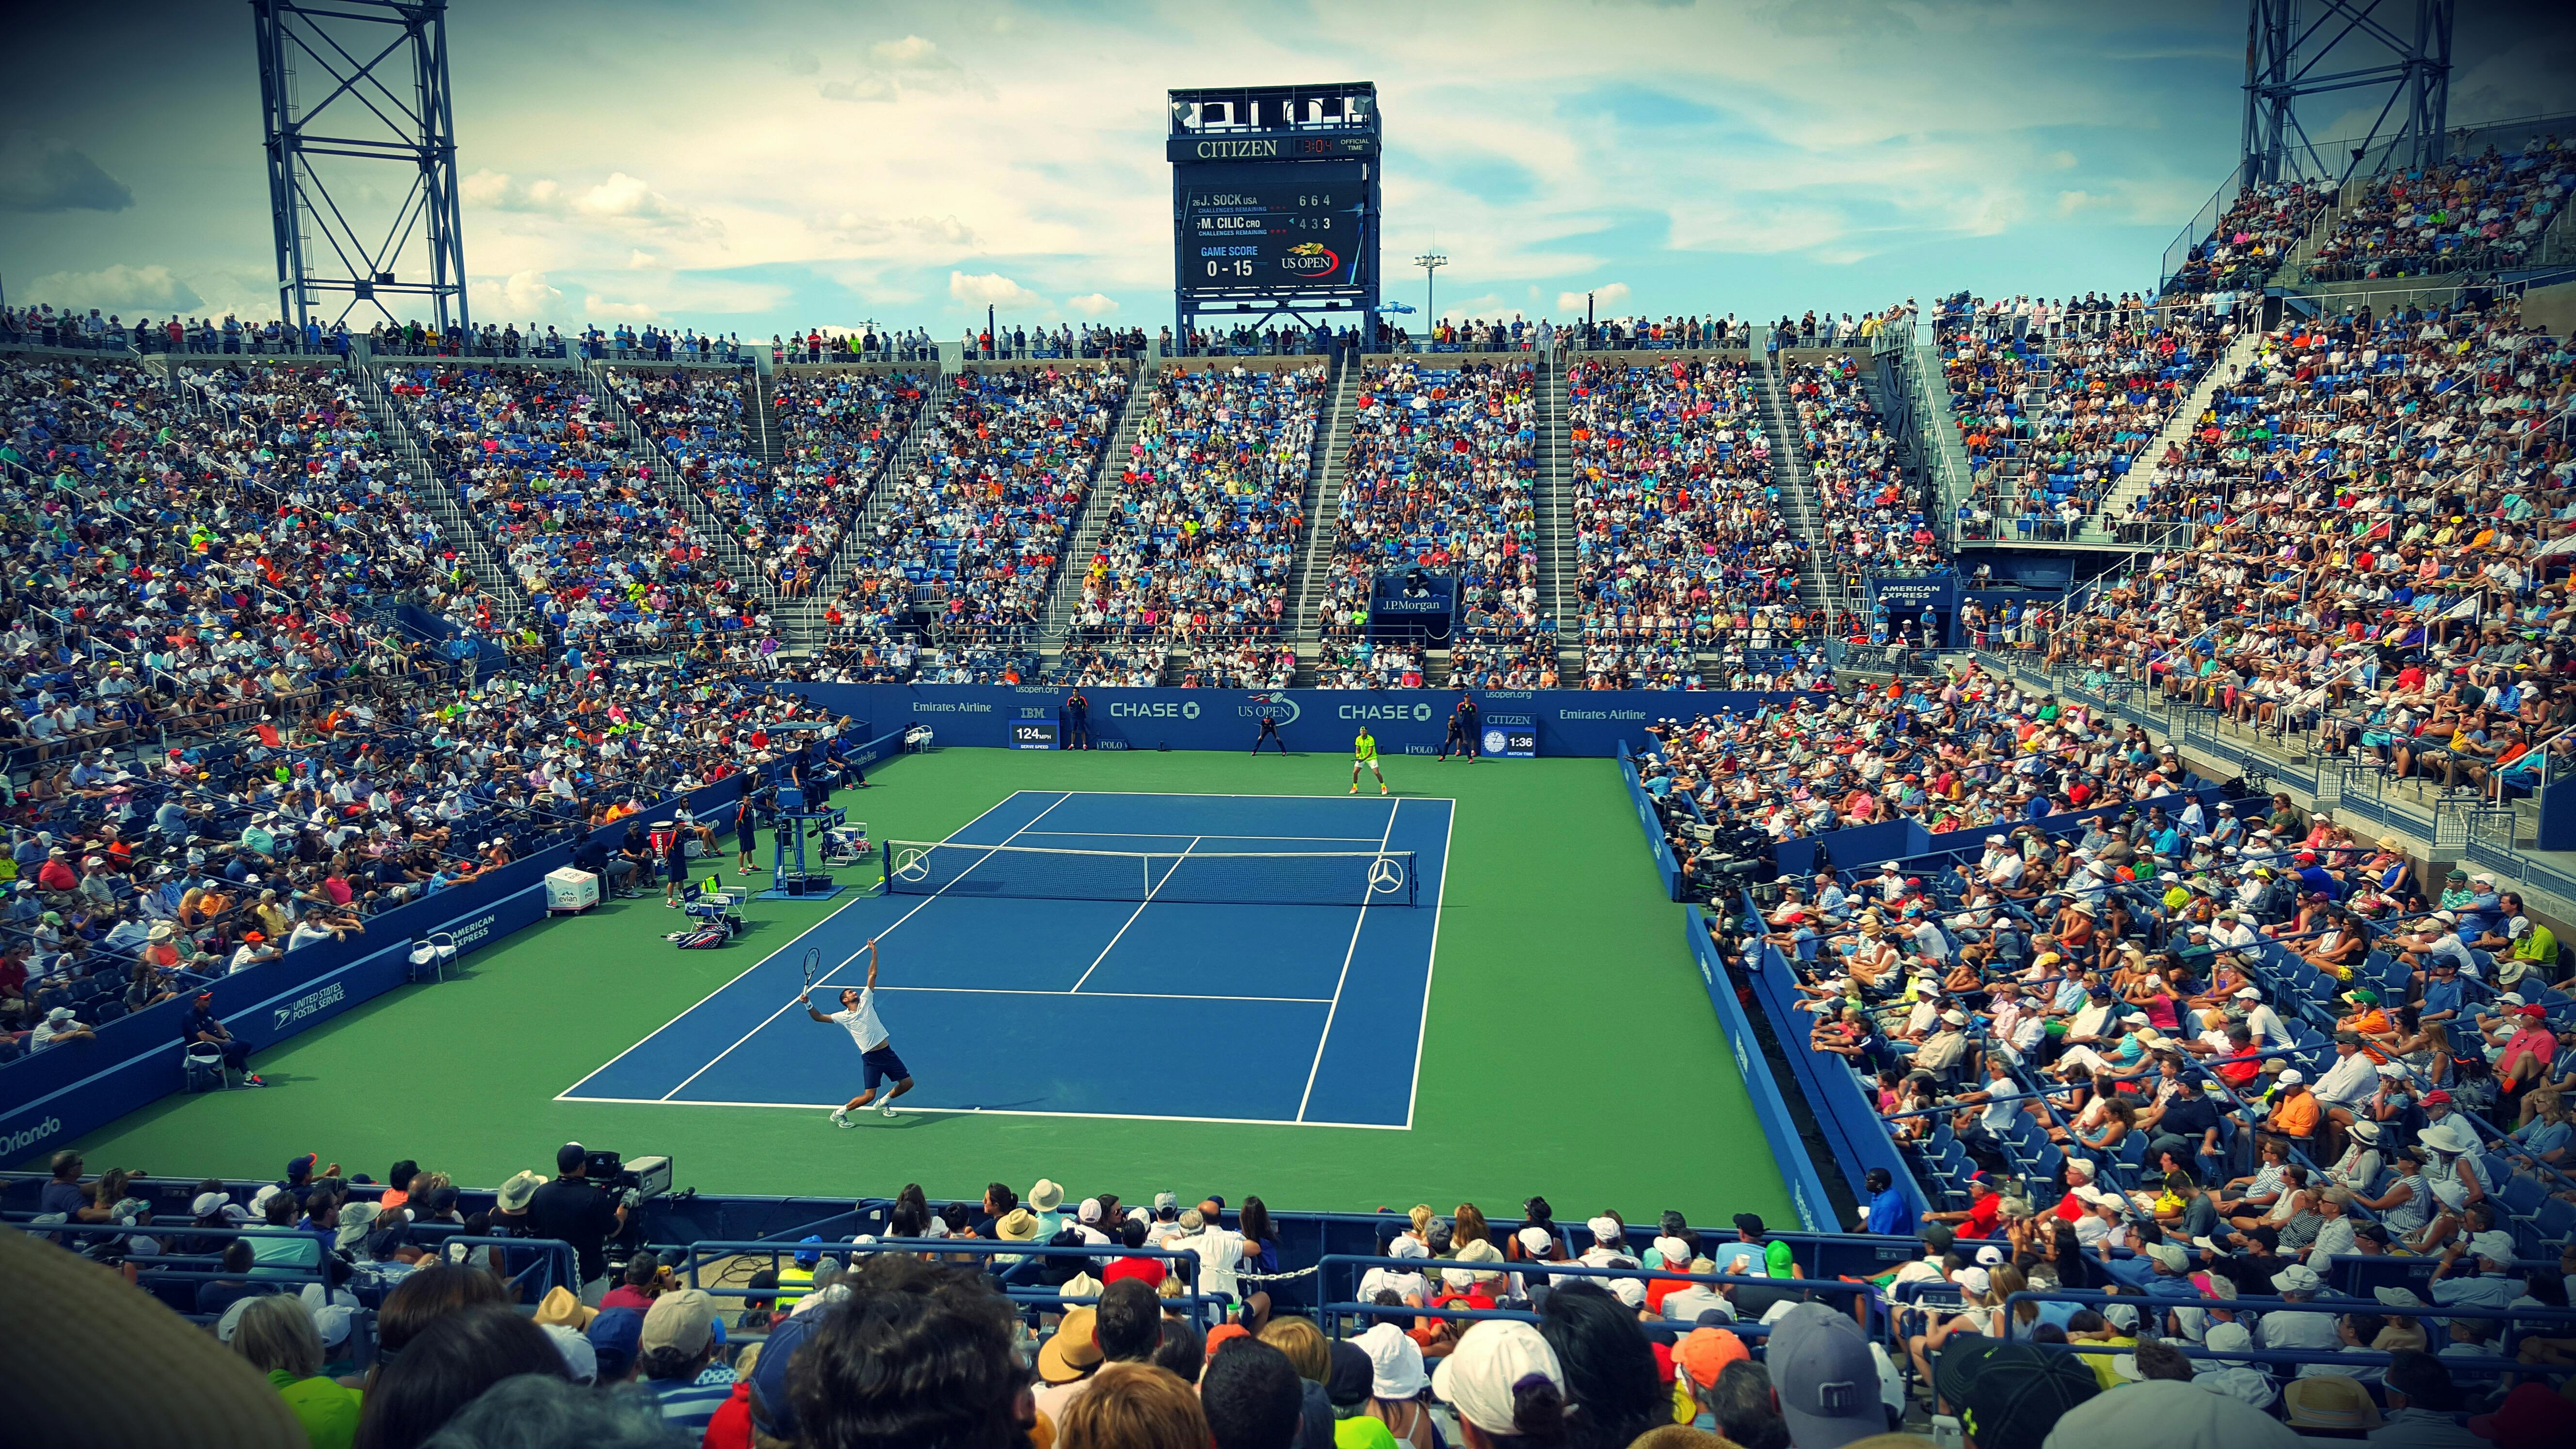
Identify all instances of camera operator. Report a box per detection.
[524,1141,640,1305]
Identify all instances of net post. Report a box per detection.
[879,837,891,894]
[1408,851,1418,906]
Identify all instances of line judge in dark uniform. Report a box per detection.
[1440,691,1480,763]
[1063,687,1091,750]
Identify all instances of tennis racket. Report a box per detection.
[800,946,822,998]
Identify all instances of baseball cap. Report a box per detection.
[2277,1068,2305,1086]
[640,1288,717,1358]
[1674,1326,1750,1388]
[746,1305,820,1436]
[1766,1302,1884,1449]
[1433,1320,1563,1436]
[1956,1342,2100,1449]
[1326,1339,1375,1410]
[585,1307,644,1381]
[2270,1263,2323,1294]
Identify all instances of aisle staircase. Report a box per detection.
[2088,326,2264,529]
[1534,351,1579,681]
[773,370,958,654]
[1287,360,1362,684]
[1035,361,1154,676]
[1753,360,1843,637]
[582,360,767,595]
[347,366,531,622]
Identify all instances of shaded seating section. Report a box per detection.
[820,366,1126,682]
[1318,361,1542,690]
[1568,354,1791,690]
[1059,364,1321,689]
[2305,139,2576,283]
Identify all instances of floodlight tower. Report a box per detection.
[253,0,470,333]
[2242,0,2452,186]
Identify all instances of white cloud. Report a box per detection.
[1558,282,1631,311]
[1065,292,1118,317]
[584,297,662,322]
[948,271,1047,310]
[628,249,660,269]
[463,168,715,235]
[499,269,563,314]
[29,262,200,313]
[869,35,950,68]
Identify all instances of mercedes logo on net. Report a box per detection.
[893,847,935,883]
[1367,856,1406,895]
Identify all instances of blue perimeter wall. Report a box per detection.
[761,683,1819,759]
[0,726,910,1165]
[1684,906,1833,1230]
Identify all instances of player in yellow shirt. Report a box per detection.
[1350,727,1387,795]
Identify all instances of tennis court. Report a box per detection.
[558,789,1454,1128]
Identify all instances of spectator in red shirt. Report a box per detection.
[1924,1175,2005,1238]
[1100,1218,1166,1289]
[36,848,78,894]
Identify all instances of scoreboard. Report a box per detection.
[1179,163,1367,296]
[1168,83,1380,335]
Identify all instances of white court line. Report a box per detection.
[873,983,1333,1004]
[1401,800,1458,1131]
[1067,834,1198,993]
[652,789,1079,1102]
[554,787,1041,1099]
[1294,797,1401,1122]
[560,1094,1407,1132]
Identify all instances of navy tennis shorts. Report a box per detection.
[861,1045,910,1089]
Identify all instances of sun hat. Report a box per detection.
[1432,1320,1564,1437]
[1037,1306,1102,1383]
[1028,1178,1064,1213]
[1358,1320,1428,1398]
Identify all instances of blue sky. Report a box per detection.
[3,0,2570,338]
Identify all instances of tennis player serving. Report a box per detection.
[1350,726,1387,796]
[805,939,914,1126]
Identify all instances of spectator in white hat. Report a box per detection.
[1431,1319,1566,1448]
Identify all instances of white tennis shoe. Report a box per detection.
[829,1108,852,1129]
[879,1097,899,1118]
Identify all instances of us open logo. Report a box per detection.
[1282,242,1341,276]
[1239,697,1301,726]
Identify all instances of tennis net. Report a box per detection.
[879,841,1420,906]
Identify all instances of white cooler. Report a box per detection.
[546,867,602,914]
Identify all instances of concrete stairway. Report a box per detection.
[1753,361,1842,637]
[346,366,530,622]
[1287,360,1362,685]
[1035,361,1154,674]
[773,370,958,654]
[1534,351,1579,680]
[750,369,784,466]
[582,361,768,596]
[2088,326,2263,529]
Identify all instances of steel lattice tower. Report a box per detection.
[253,0,468,332]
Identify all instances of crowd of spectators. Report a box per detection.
[959,322,1151,362]
[1938,292,2236,537]
[391,364,754,658]
[2166,180,2330,296]
[2036,294,2576,797]
[1318,361,1542,690]
[2304,139,2576,284]
[1782,353,1946,608]
[1567,354,1796,690]
[773,325,938,365]
[1059,364,1322,689]
[816,366,1127,682]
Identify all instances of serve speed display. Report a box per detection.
[1009,722,1058,750]
[1179,161,1366,296]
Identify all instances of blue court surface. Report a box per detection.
[558,791,1453,1128]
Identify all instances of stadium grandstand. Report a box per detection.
[7,2,2576,1447]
